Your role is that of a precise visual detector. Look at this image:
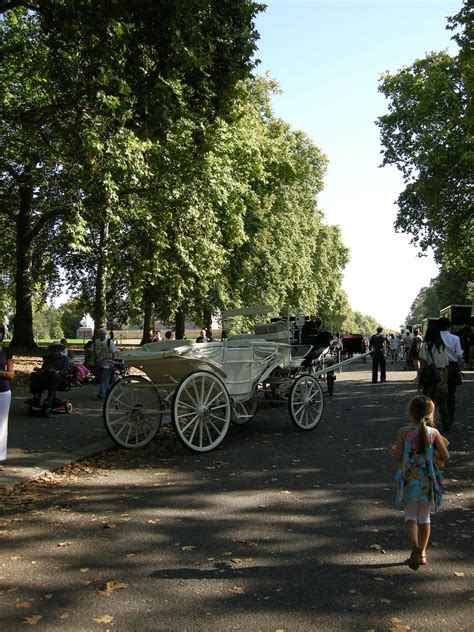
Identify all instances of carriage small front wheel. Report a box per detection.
[172,371,231,452]
[104,375,163,448]
[231,388,258,425]
[288,374,324,430]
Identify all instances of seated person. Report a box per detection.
[29,341,70,406]
[60,337,80,385]
[196,329,210,343]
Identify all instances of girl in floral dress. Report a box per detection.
[392,395,450,570]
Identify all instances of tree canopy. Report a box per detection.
[377,1,472,276]
[1,1,379,344]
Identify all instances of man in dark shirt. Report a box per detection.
[29,341,70,405]
[369,326,389,383]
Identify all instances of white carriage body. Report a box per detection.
[118,338,292,401]
[105,307,327,453]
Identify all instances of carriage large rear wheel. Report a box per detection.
[288,374,324,430]
[172,371,231,452]
[104,375,163,448]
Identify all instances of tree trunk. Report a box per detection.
[203,307,212,332]
[175,310,185,340]
[93,218,108,336]
[11,180,37,348]
[141,291,154,345]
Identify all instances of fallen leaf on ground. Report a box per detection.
[23,615,42,625]
[229,586,245,594]
[370,544,381,550]
[57,541,73,547]
[16,601,32,608]
[181,545,195,551]
[453,571,465,577]
[98,580,128,596]
[93,614,114,623]
[80,568,89,573]
[231,558,243,564]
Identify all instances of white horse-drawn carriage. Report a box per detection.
[103,306,363,453]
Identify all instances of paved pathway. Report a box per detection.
[0,360,472,631]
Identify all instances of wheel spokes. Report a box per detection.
[173,372,231,452]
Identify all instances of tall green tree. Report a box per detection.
[57,297,86,339]
[1,1,263,346]
[0,9,82,347]
[377,3,472,273]
[405,266,472,326]
[220,77,349,320]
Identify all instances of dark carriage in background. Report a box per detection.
[341,334,365,358]
[293,319,332,369]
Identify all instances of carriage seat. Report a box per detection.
[229,321,291,344]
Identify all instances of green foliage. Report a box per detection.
[378,4,473,328]
[57,297,85,338]
[1,2,385,338]
[1,1,264,346]
[33,304,63,340]
[377,25,473,273]
[406,266,472,325]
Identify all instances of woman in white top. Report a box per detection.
[419,326,449,431]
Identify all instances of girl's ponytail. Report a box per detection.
[418,417,430,454]
[408,396,435,454]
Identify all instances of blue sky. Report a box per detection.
[254,0,460,329]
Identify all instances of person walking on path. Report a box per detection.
[408,328,423,380]
[93,328,116,399]
[438,317,463,429]
[389,333,400,363]
[402,330,413,368]
[392,395,450,570]
[0,324,14,471]
[419,326,450,431]
[369,326,389,383]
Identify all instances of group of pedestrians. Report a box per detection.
[370,317,464,570]
[369,319,463,432]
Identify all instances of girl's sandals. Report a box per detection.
[408,546,423,570]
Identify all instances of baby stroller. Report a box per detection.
[72,361,94,385]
